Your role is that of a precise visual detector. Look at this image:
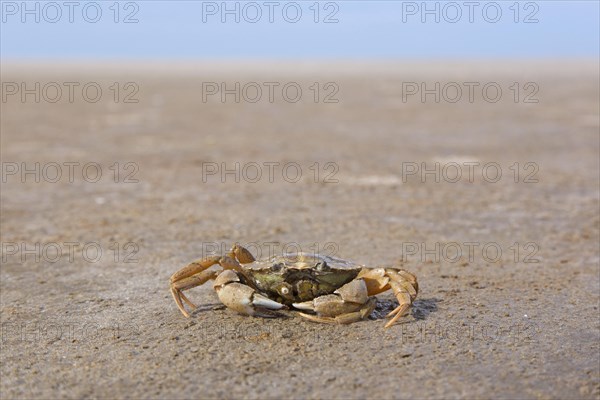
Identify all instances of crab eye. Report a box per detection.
[272,263,283,271]
[280,287,289,295]
[315,261,328,271]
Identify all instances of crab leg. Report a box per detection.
[213,270,285,317]
[383,269,418,327]
[358,267,418,328]
[170,254,243,317]
[226,244,256,264]
[170,269,219,317]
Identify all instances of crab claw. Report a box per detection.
[293,279,376,324]
[214,270,285,317]
[293,295,364,317]
[291,301,316,312]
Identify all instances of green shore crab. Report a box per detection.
[170,244,418,328]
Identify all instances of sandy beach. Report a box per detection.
[1,60,599,399]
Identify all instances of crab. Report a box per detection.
[169,244,418,328]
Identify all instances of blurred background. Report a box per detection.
[1,1,599,399]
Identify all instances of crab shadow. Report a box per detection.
[190,302,226,314]
[371,297,441,322]
[190,302,293,319]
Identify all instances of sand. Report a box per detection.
[1,60,599,399]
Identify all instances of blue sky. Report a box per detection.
[1,1,598,58]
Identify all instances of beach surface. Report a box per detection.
[1,61,599,399]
